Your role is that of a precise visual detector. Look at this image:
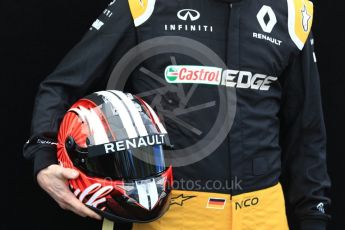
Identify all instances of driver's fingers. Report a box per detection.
[64,192,102,220]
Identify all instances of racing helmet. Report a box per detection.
[57,90,173,222]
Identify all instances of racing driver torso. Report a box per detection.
[24,0,331,229]
[120,1,302,229]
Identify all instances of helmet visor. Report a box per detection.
[81,144,166,180]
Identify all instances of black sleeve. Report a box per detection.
[23,0,137,177]
[280,34,331,230]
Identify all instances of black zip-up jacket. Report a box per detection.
[24,0,330,229]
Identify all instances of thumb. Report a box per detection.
[61,168,79,179]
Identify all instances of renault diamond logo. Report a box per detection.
[177,9,200,21]
[256,5,277,33]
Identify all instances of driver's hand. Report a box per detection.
[37,164,101,220]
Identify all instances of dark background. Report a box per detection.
[1,0,344,229]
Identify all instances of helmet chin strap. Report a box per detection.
[102,219,133,230]
[102,219,114,230]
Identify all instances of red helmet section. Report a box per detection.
[57,95,173,222]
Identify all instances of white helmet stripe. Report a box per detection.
[141,100,167,134]
[69,106,110,145]
[111,91,148,137]
[135,181,149,210]
[84,107,110,145]
[96,91,138,139]
[135,179,159,210]
[147,179,159,209]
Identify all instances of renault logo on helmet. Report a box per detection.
[177,9,200,21]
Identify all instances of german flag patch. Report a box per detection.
[206,198,226,209]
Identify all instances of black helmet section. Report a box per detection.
[67,139,167,180]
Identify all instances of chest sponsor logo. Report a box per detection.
[235,197,259,210]
[257,5,277,33]
[177,9,200,21]
[164,9,213,33]
[254,5,282,46]
[165,65,277,91]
